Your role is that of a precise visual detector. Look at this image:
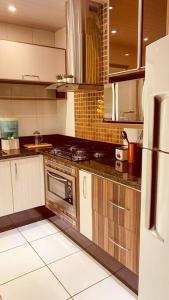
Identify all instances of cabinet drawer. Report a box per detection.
[92,211,108,251]
[108,222,139,274]
[107,180,140,212]
[107,198,140,233]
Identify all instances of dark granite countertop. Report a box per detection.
[44,153,141,191]
[0,134,142,191]
[0,148,43,160]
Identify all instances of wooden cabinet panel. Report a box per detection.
[0,161,13,217]
[92,174,141,274]
[107,181,141,233]
[108,222,139,274]
[92,175,108,217]
[141,0,167,66]
[93,175,141,233]
[93,211,108,251]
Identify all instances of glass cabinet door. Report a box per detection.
[109,0,139,75]
[141,0,167,66]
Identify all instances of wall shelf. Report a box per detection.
[0,80,66,100]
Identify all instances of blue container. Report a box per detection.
[0,119,19,140]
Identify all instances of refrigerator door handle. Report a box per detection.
[145,151,164,242]
[112,83,116,121]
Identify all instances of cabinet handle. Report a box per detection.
[109,237,129,252]
[15,163,17,178]
[83,176,87,199]
[109,201,129,211]
[22,75,40,80]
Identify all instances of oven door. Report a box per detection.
[45,166,76,218]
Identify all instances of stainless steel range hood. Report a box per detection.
[47,0,103,92]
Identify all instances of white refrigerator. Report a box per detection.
[139,34,169,299]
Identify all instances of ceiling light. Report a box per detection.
[144,37,149,42]
[109,6,113,10]
[125,53,130,57]
[8,5,16,13]
[111,30,117,34]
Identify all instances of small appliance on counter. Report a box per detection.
[115,146,128,161]
[0,118,20,151]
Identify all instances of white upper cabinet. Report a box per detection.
[0,161,13,217]
[11,156,45,213]
[0,40,65,82]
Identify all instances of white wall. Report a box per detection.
[55,28,75,137]
[0,99,67,137]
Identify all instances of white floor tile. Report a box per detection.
[73,276,137,300]
[31,232,80,264]
[49,251,110,296]
[18,220,60,242]
[0,229,27,253]
[0,244,44,285]
[0,267,70,300]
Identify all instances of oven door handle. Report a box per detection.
[47,171,68,182]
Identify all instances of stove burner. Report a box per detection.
[93,152,105,159]
[48,145,109,162]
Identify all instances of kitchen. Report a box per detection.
[0,0,168,299]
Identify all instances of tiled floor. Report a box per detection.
[0,219,137,300]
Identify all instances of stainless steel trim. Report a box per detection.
[109,201,129,211]
[22,75,40,80]
[83,176,87,199]
[47,171,68,182]
[137,0,143,68]
[109,237,129,252]
[45,160,76,175]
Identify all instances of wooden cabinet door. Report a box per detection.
[109,0,139,75]
[108,222,139,274]
[93,175,141,233]
[93,211,108,251]
[0,161,13,217]
[107,180,141,233]
[141,0,167,66]
[92,175,108,217]
[92,174,140,274]
[11,156,45,213]
[79,170,92,240]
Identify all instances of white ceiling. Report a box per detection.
[0,0,66,32]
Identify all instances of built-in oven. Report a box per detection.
[44,158,77,225]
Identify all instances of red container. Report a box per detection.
[128,143,137,164]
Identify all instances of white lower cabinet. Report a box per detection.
[0,156,45,217]
[79,170,92,240]
[0,161,13,217]
[11,156,45,213]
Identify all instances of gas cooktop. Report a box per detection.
[47,145,108,162]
